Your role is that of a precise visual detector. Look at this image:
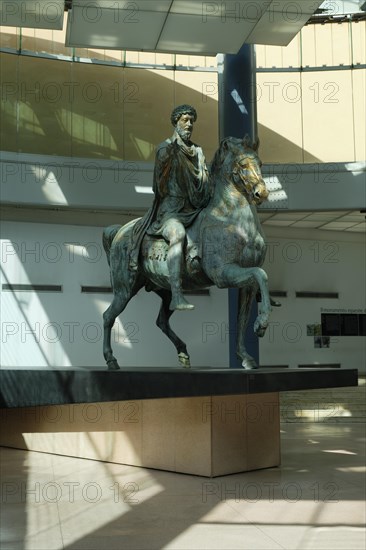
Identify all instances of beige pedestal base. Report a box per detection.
[0,393,280,477]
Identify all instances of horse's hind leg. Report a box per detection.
[154,289,191,368]
[103,290,130,370]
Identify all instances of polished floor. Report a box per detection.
[1,423,365,550]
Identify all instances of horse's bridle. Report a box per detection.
[232,153,262,203]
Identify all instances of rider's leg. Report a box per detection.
[162,219,194,311]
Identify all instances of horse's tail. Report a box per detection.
[102,224,121,265]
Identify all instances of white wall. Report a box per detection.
[1,222,365,372]
[259,227,366,373]
[0,221,229,368]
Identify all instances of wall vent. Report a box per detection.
[2,284,62,292]
[81,286,112,293]
[296,291,339,299]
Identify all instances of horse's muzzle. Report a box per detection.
[253,183,269,205]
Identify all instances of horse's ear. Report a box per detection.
[242,134,251,148]
[243,135,260,151]
[221,137,230,150]
[219,137,230,162]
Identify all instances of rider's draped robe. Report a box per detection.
[129,134,211,271]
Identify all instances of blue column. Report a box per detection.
[217,44,259,368]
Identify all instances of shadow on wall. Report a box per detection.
[1,41,324,166]
[0,46,219,162]
[0,220,231,369]
[258,123,320,164]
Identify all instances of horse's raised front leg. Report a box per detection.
[237,284,259,369]
[103,291,130,370]
[154,289,191,368]
[211,264,272,338]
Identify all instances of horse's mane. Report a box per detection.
[209,145,224,177]
[209,137,257,177]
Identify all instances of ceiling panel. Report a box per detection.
[257,210,365,233]
[263,220,294,226]
[171,0,267,20]
[258,212,274,221]
[291,221,325,228]
[301,212,350,221]
[64,0,322,54]
[268,0,324,14]
[0,0,323,53]
[246,9,319,46]
[266,212,307,221]
[345,222,366,232]
[320,221,363,230]
[66,6,167,50]
[72,0,172,12]
[337,212,366,222]
[157,13,257,54]
[0,0,64,30]
[319,0,365,15]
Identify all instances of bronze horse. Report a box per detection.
[102,136,271,370]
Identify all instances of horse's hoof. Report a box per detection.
[178,353,191,368]
[241,357,258,370]
[175,303,195,311]
[107,359,120,370]
[256,326,267,338]
[254,317,268,337]
[170,296,195,311]
[243,363,259,370]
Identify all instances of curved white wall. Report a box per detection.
[1,221,364,372]
[0,221,229,368]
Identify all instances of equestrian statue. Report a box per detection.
[102,105,272,370]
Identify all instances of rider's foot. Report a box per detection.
[170,294,195,311]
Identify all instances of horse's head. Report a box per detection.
[211,136,269,206]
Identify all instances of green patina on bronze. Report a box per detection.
[129,104,210,311]
[102,108,272,370]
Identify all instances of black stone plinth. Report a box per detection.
[0,367,358,408]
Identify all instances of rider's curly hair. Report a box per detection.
[170,104,197,126]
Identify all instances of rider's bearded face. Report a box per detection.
[175,114,194,142]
